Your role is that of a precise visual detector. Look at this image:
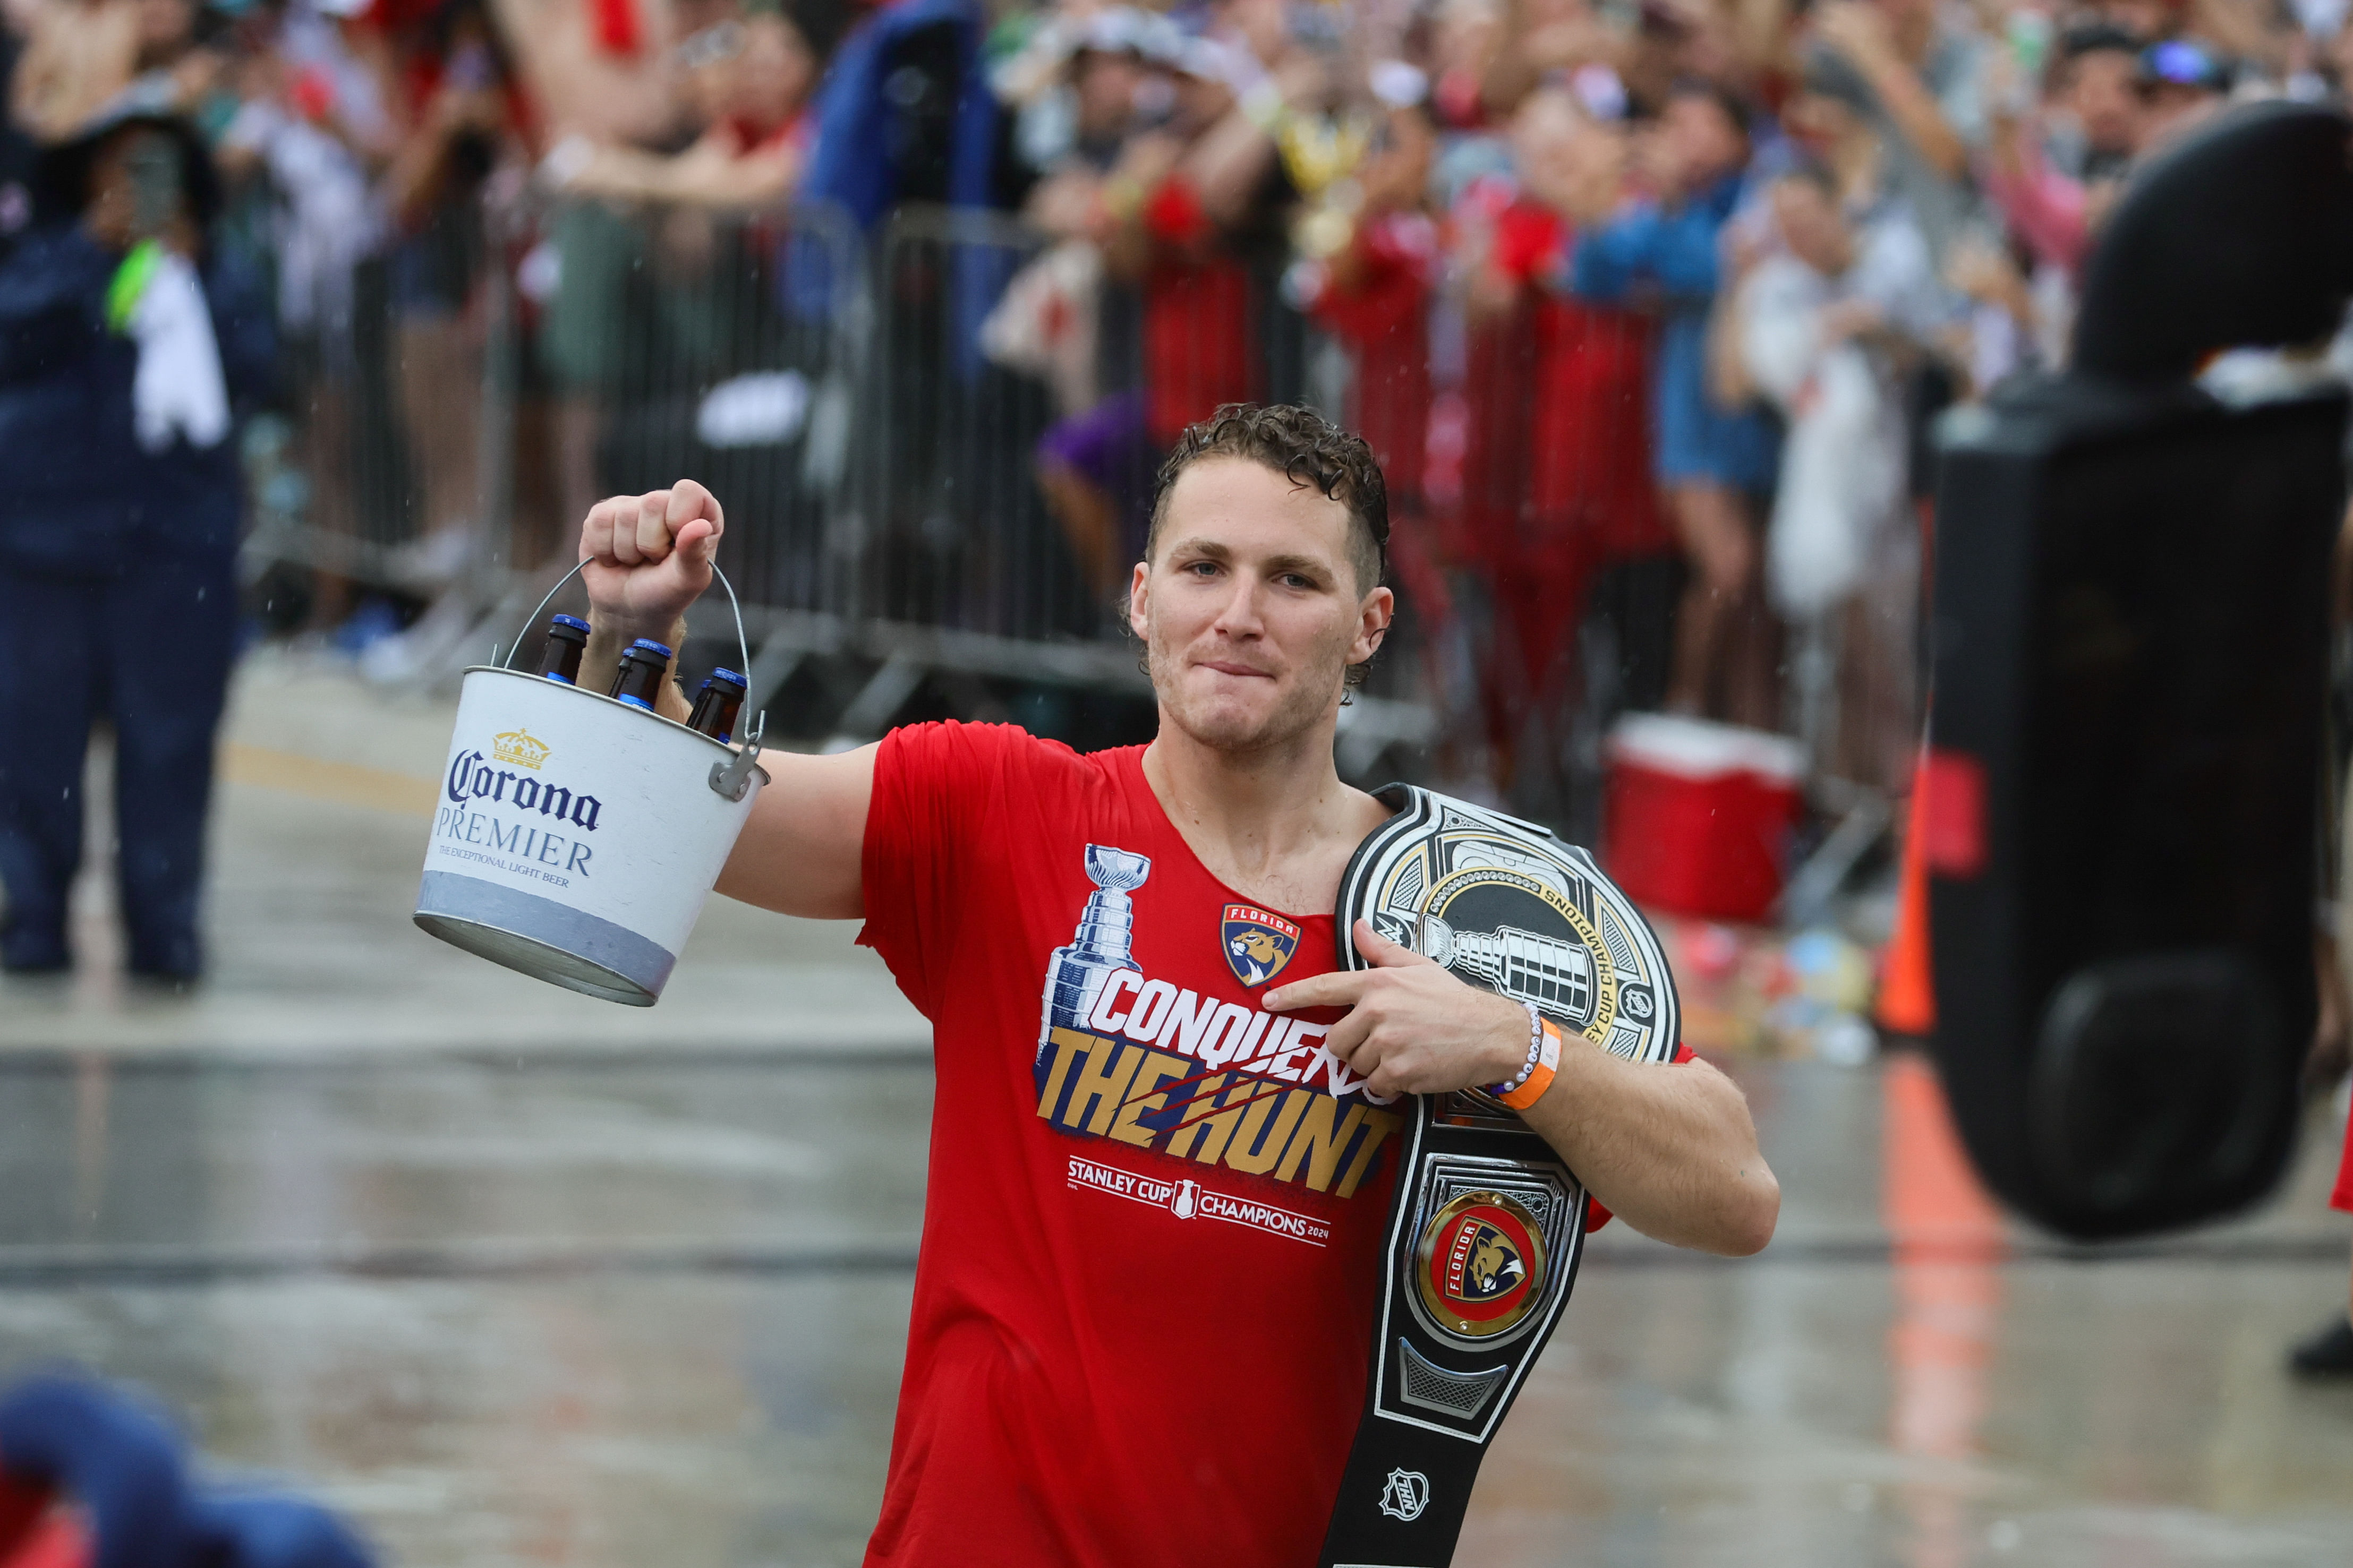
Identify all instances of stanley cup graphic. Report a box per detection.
[1037,845,1152,1060]
[1418,916,1597,1027]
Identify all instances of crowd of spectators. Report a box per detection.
[2,0,2347,822]
[969,0,2347,817]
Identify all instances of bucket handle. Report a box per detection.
[505,558,768,803]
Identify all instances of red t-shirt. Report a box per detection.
[857,723,1674,1565]
[858,723,1397,1566]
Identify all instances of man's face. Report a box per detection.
[1130,458,1391,756]
[2069,49,2140,155]
[1772,178,1853,275]
[734,16,815,127]
[1661,93,1743,192]
[1073,50,1143,138]
[84,127,187,253]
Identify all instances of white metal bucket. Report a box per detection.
[413,565,770,1006]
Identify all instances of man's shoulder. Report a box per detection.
[882,719,1135,794]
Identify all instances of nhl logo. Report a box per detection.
[1376,1467,1430,1522]
[1220,903,1300,988]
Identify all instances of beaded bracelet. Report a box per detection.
[1490,1001,1563,1112]
[1490,1001,1544,1096]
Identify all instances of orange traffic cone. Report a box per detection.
[1877,762,1937,1038]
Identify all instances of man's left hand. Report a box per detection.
[1263,920,1530,1099]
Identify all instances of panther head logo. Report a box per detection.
[1230,930,1283,965]
[1220,904,1300,987]
[1465,1228,1524,1298]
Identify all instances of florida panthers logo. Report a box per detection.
[1220,903,1300,988]
[1414,1190,1547,1340]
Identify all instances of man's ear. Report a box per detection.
[1350,585,1395,665]
[1127,560,1152,640]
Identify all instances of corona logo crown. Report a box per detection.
[491,728,550,770]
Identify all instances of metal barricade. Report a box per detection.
[736,202,1437,770]
[234,180,1435,771]
[512,194,866,607]
[854,205,1096,647]
[237,218,502,601]
[268,188,871,688]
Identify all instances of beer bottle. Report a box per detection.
[610,638,674,711]
[536,614,591,684]
[687,668,748,743]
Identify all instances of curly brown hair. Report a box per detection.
[1144,404,1389,592]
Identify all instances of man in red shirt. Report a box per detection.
[573,404,1779,1566]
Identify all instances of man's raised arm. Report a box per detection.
[576,482,874,921]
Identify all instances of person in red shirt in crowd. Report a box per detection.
[1458,90,1665,818]
[1292,75,1447,698]
[1037,40,1300,599]
[550,5,821,210]
[570,404,1779,1565]
[1298,84,1439,518]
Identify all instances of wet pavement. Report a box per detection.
[2,656,2351,1566]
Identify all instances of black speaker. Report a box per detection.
[1931,380,2343,1237]
[1924,102,2353,1239]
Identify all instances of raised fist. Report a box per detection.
[577,480,724,640]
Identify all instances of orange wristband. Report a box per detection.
[1498,1017,1563,1111]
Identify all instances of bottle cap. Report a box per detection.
[707,668,748,689]
[550,614,591,633]
[626,638,675,660]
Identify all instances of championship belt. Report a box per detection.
[1319,785,1681,1566]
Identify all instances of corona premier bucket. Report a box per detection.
[413,564,770,1005]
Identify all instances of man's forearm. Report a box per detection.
[1522,1041,1778,1256]
[1860,54,1967,179]
[582,613,693,723]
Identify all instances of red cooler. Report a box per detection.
[1602,714,1804,923]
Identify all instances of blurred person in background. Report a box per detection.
[375,0,528,591]
[1293,63,1439,539]
[490,0,696,149]
[548,2,819,209]
[2133,33,2231,149]
[1572,79,1779,729]
[533,1,759,550]
[0,109,271,979]
[1481,0,1627,120]
[1980,22,2145,365]
[1014,8,1163,597]
[1459,89,1667,819]
[8,0,142,143]
[1730,160,1946,791]
[1040,19,1304,597]
[1808,0,1992,265]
